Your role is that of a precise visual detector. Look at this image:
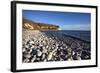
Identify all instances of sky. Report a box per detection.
[22,10,91,30]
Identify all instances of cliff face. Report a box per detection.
[23,18,59,30]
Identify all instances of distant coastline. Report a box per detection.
[23,18,59,30]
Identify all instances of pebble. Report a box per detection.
[22,30,90,63]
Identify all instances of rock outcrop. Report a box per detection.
[23,18,59,30]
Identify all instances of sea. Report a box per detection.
[59,30,91,42]
[42,30,91,43]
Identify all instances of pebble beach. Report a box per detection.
[22,29,91,63]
